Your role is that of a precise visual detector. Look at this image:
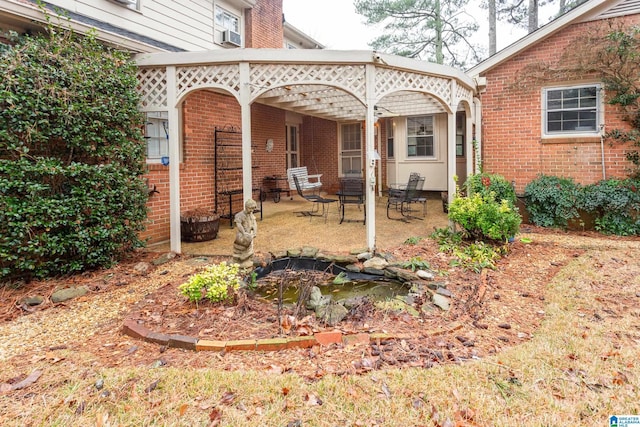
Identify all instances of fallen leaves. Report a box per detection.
[0,370,42,394]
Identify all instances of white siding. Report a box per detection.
[43,0,248,51]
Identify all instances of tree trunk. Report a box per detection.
[489,0,497,55]
[434,0,444,64]
[528,0,538,33]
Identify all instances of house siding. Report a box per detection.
[479,15,640,194]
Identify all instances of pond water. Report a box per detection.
[254,279,410,304]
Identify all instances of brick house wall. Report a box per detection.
[301,116,340,193]
[479,15,639,194]
[245,0,283,48]
[139,0,295,244]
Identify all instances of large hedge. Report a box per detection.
[0,28,148,281]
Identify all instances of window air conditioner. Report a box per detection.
[222,30,242,47]
[113,0,136,5]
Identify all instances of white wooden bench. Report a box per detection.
[286,167,322,193]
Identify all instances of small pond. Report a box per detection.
[254,279,410,304]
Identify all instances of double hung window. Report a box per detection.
[544,85,600,134]
[215,6,240,33]
[407,115,434,157]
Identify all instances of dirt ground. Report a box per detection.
[2,225,623,379]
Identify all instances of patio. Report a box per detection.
[148,192,449,257]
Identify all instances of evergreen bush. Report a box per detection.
[523,175,580,229]
[0,27,147,280]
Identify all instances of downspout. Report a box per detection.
[600,124,606,180]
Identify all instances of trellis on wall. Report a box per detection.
[214,125,261,227]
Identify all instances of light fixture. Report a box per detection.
[266,138,274,153]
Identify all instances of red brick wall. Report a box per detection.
[479,15,639,194]
[302,116,340,193]
[245,0,283,48]
[141,93,301,243]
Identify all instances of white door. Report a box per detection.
[286,124,299,169]
[340,123,362,176]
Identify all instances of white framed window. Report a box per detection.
[543,84,600,135]
[386,118,394,159]
[215,6,240,32]
[145,111,169,163]
[407,115,434,157]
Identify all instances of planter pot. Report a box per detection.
[180,212,220,242]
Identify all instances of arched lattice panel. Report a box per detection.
[137,67,168,110]
[176,64,241,101]
[375,68,452,109]
[249,64,367,102]
[455,84,474,108]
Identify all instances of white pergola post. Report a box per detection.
[447,81,457,208]
[365,64,377,253]
[167,66,181,254]
[473,97,483,173]
[239,62,253,202]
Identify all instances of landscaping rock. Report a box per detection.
[152,252,176,266]
[436,287,453,297]
[363,257,389,270]
[301,246,319,258]
[133,262,151,274]
[307,286,330,311]
[345,263,361,273]
[21,296,44,306]
[51,286,89,303]
[287,248,301,258]
[356,252,373,261]
[317,303,348,326]
[385,266,417,282]
[416,269,435,280]
[432,293,450,311]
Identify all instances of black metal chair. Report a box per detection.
[293,175,337,223]
[386,173,423,221]
[337,178,365,224]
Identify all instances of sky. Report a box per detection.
[282,0,555,60]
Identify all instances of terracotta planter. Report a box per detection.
[180,210,220,242]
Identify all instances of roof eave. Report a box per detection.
[468,0,629,77]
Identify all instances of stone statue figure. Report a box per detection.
[232,198,258,268]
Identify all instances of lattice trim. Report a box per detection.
[177,65,241,100]
[249,64,366,101]
[137,68,167,109]
[375,68,452,106]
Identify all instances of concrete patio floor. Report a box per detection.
[148,192,450,257]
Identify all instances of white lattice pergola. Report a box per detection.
[134,49,477,254]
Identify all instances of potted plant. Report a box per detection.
[180,207,220,242]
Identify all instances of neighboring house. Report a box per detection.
[1,0,477,253]
[469,0,640,195]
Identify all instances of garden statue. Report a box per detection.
[232,198,258,268]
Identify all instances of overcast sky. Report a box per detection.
[282,0,555,57]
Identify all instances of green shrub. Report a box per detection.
[524,175,580,228]
[579,178,640,235]
[429,228,500,272]
[179,262,241,304]
[0,25,147,280]
[450,241,500,273]
[464,173,517,206]
[448,192,521,242]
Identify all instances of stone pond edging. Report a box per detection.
[121,246,457,352]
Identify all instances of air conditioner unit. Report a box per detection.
[113,0,136,5]
[222,30,242,47]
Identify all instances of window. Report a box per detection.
[145,111,169,162]
[544,85,600,134]
[407,115,434,157]
[386,119,394,158]
[340,123,362,176]
[215,6,240,33]
[456,112,465,157]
